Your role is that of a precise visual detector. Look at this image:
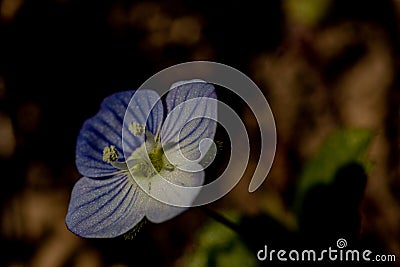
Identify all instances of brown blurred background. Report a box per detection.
[0,0,400,266]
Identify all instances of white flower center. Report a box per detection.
[102,123,174,178]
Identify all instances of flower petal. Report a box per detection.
[65,174,147,238]
[169,79,206,90]
[144,168,204,222]
[76,90,163,177]
[145,198,187,224]
[161,82,217,163]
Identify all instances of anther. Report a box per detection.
[103,145,119,163]
[129,122,145,136]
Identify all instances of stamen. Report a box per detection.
[129,122,145,136]
[124,133,177,179]
[131,161,156,178]
[103,145,119,163]
[164,162,174,171]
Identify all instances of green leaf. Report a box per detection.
[179,212,259,267]
[294,128,372,211]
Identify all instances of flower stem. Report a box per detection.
[199,206,241,234]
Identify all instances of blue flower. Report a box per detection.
[66,80,217,238]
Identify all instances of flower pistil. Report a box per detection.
[102,122,174,179]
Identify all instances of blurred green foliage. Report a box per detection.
[182,129,373,266]
[295,128,372,211]
[181,212,258,267]
[285,0,332,26]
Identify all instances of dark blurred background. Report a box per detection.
[1,0,400,266]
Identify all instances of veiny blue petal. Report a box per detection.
[122,90,163,157]
[76,90,163,177]
[169,79,206,91]
[145,168,204,222]
[145,198,187,224]
[161,82,217,162]
[65,174,147,238]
